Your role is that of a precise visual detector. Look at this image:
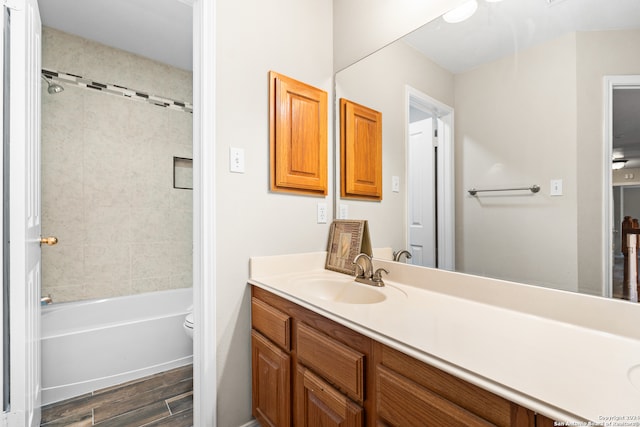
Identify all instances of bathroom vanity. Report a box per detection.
[249,252,640,426]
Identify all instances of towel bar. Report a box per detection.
[468,185,540,196]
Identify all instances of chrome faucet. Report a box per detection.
[393,250,412,262]
[353,253,373,279]
[352,253,388,287]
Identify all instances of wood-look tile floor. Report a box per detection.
[41,365,193,427]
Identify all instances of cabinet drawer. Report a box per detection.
[376,365,494,427]
[378,344,531,426]
[296,322,364,402]
[251,297,291,350]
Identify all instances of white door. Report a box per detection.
[5,0,42,425]
[408,118,436,267]
[406,86,455,271]
[604,76,640,298]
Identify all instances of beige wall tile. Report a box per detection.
[41,27,193,303]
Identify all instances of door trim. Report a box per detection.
[603,75,640,298]
[192,0,217,425]
[405,86,455,270]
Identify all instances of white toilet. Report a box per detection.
[183,312,194,339]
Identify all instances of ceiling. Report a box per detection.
[404,0,640,75]
[38,0,193,71]
[614,89,640,168]
[403,0,640,169]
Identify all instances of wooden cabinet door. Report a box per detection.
[269,71,328,195]
[252,331,291,427]
[536,414,559,427]
[295,365,363,427]
[340,98,383,200]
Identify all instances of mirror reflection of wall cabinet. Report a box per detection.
[269,71,328,196]
[340,98,383,200]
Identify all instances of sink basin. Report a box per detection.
[629,364,640,392]
[298,278,387,304]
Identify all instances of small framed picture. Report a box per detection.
[325,220,371,274]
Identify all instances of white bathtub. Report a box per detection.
[41,288,193,405]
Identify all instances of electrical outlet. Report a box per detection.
[339,204,349,219]
[317,203,327,224]
[229,147,245,173]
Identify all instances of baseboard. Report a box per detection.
[238,419,260,427]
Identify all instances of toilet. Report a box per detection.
[183,312,194,339]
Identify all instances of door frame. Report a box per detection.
[0,1,218,425]
[192,0,216,425]
[3,0,43,424]
[405,86,455,270]
[603,75,640,299]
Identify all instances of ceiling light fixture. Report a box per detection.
[443,0,478,24]
[613,159,628,170]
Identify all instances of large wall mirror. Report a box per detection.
[335,0,640,301]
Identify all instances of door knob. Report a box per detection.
[40,236,58,246]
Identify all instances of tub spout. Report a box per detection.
[41,295,53,305]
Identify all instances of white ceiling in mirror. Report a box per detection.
[613,89,640,167]
[404,0,640,74]
[38,0,193,70]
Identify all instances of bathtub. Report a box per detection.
[41,288,193,405]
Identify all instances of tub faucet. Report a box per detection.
[352,253,388,287]
[393,250,412,262]
[41,295,53,305]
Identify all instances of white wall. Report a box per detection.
[333,0,465,72]
[215,0,334,425]
[575,29,640,296]
[454,33,579,291]
[336,40,454,253]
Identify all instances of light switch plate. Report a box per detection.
[550,179,563,196]
[392,176,400,193]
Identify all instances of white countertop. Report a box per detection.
[248,251,640,423]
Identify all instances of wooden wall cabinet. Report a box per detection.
[251,286,560,427]
[269,71,328,196]
[340,98,383,200]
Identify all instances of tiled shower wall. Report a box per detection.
[41,27,193,302]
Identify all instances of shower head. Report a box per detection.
[41,74,64,94]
